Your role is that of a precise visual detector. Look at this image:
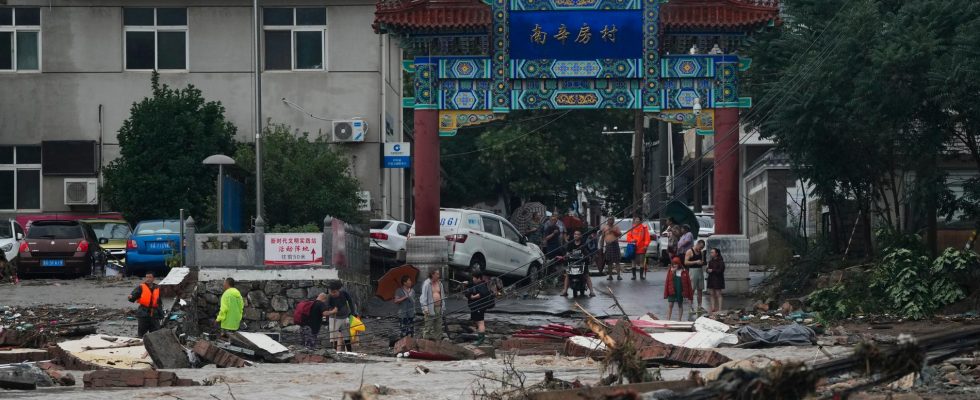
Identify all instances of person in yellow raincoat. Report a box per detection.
[215,278,244,335]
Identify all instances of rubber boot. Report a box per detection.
[475,333,486,346]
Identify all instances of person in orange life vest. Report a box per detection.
[664,257,693,321]
[128,272,163,337]
[626,216,651,280]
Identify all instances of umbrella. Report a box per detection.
[560,215,584,232]
[375,264,420,301]
[510,202,547,234]
[663,200,699,240]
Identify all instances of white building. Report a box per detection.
[0,1,407,222]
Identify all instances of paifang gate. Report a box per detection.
[374,0,780,237]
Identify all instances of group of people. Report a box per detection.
[664,239,727,320]
[393,268,495,345]
[130,273,361,352]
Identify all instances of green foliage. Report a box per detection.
[235,123,362,228]
[165,250,182,270]
[442,110,634,213]
[102,72,236,224]
[270,223,320,233]
[808,231,979,320]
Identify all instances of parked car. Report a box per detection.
[81,219,133,264]
[1,219,26,268]
[17,220,105,278]
[696,214,715,238]
[126,219,182,275]
[370,219,410,253]
[409,208,546,278]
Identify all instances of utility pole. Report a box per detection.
[632,110,644,217]
[253,0,264,222]
[693,133,703,213]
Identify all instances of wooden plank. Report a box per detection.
[528,380,700,400]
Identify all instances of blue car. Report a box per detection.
[126,219,182,274]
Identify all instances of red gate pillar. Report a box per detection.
[713,108,740,235]
[413,109,440,236]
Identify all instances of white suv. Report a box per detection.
[0,219,25,266]
[410,208,546,278]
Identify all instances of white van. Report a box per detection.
[410,208,546,278]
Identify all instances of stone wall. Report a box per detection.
[192,279,347,332]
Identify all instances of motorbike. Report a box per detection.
[565,248,588,298]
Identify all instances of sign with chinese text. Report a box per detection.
[509,10,642,60]
[383,142,411,168]
[264,233,322,266]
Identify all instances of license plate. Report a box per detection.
[148,241,171,250]
[42,259,65,267]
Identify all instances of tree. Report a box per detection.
[743,0,980,254]
[102,72,236,224]
[235,123,362,228]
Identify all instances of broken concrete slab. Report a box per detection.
[527,379,699,400]
[142,328,192,369]
[0,348,50,364]
[596,318,731,368]
[563,336,606,358]
[0,363,54,390]
[54,335,152,370]
[191,340,249,368]
[393,337,475,361]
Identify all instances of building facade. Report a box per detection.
[0,0,407,223]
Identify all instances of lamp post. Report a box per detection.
[203,154,236,233]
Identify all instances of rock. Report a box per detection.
[266,312,281,321]
[204,293,220,305]
[940,364,959,374]
[264,282,282,296]
[271,296,289,312]
[243,308,262,321]
[309,286,329,297]
[142,329,192,369]
[286,288,307,299]
[280,315,294,327]
[944,371,965,386]
[247,291,269,308]
[295,280,313,288]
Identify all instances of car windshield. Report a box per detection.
[697,217,715,229]
[370,220,391,230]
[28,224,83,239]
[0,223,11,239]
[87,222,133,240]
[136,221,181,235]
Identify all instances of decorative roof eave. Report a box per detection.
[374,0,780,36]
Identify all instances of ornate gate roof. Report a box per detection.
[374,0,780,34]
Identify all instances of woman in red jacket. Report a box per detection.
[664,257,693,321]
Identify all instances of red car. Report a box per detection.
[18,220,106,278]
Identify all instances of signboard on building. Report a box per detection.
[383,142,411,168]
[264,233,322,265]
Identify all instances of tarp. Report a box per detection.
[735,324,816,348]
[650,317,738,349]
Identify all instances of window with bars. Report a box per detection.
[0,7,41,72]
[263,7,327,71]
[124,8,188,71]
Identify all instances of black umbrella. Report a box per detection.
[664,200,699,240]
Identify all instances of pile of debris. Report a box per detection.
[0,305,124,348]
[500,323,593,356]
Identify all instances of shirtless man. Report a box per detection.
[602,217,623,281]
[420,269,446,340]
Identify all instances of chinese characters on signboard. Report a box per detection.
[509,10,642,60]
[264,233,322,266]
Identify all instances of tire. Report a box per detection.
[469,255,486,275]
[525,262,541,283]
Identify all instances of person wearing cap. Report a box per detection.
[664,257,693,321]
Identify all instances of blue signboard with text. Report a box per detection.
[509,10,643,60]
[383,142,411,169]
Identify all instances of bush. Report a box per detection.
[270,223,320,233]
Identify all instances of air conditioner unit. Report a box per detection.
[64,178,98,206]
[332,119,367,143]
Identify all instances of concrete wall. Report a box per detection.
[0,0,405,220]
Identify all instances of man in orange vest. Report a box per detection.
[626,216,651,281]
[128,272,163,337]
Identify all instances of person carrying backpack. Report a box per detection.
[294,293,329,350]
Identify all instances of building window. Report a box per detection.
[0,7,41,72]
[263,7,326,71]
[124,8,187,71]
[0,145,42,211]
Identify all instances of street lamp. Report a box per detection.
[203,154,236,233]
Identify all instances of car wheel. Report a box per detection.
[469,255,486,274]
[523,262,541,287]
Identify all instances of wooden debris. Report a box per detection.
[527,379,700,400]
